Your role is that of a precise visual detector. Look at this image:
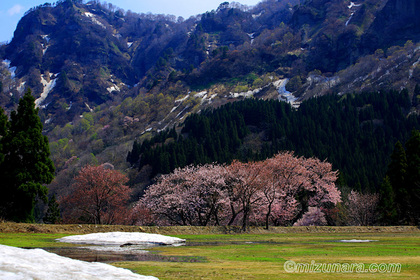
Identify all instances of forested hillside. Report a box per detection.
[128,89,420,191]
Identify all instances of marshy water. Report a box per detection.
[43,244,205,263]
[41,240,286,263]
[41,239,377,264]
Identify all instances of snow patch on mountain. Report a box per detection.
[17,81,26,93]
[273,79,300,108]
[348,2,361,9]
[175,93,190,103]
[35,74,58,108]
[41,34,50,43]
[346,2,362,26]
[252,11,263,19]
[107,84,121,93]
[40,35,51,55]
[2,59,16,79]
[84,12,106,29]
[229,88,260,98]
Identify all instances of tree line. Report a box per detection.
[135,152,340,231]
[128,89,420,192]
[380,130,420,225]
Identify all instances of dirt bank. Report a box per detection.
[0,222,418,235]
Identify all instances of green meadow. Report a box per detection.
[0,225,419,279]
[114,232,420,279]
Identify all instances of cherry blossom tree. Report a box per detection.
[139,152,341,229]
[141,164,228,226]
[61,164,131,225]
[258,152,307,228]
[293,207,327,226]
[225,160,265,231]
[257,152,340,228]
[346,190,379,226]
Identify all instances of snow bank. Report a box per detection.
[0,244,158,280]
[57,232,186,246]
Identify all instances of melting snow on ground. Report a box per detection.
[35,74,58,108]
[2,60,16,79]
[0,244,158,280]
[229,88,260,99]
[346,2,362,26]
[107,84,121,93]
[348,2,361,9]
[57,232,186,246]
[273,79,300,108]
[17,81,26,94]
[84,12,106,29]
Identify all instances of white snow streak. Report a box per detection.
[35,74,57,108]
[348,2,361,9]
[175,93,190,103]
[229,88,259,99]
[84,12,106,29]
[345,12,355,26]
[346,2,361,26]
[409,57,420,79]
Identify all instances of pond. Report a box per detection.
[41,238,376,264]
[42,244,206,263]
[41,240,292,264]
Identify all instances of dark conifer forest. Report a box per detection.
[128,89,420,192]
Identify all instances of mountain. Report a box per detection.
[0,0,419,198]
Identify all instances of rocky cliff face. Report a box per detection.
[364,0,420,52]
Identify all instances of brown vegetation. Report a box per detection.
[0,221,418,235]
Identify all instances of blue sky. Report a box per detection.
[0,0,261,43]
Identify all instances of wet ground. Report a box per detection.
[42,245,206,263]
[41,239,374,264]
[40,240,287,263]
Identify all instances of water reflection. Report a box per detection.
[43,245,205,263]
[42,240,289,264]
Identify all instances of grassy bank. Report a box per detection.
[0,221,418,235]
[0,223,419,279]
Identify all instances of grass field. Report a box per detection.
[0,224,419,279]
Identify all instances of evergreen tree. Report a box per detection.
[386,141,408,223]
[413,84,420,107]
[378,176,397,225]
[0,107,8,216]
[405,130,420,224]
[1,89,55,222]
[44,194,61,224]
[0,107,7,163]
